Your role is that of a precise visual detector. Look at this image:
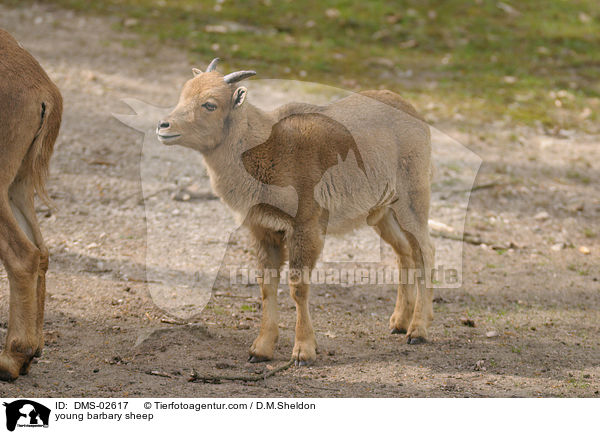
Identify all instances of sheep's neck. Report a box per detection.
[201,103,284,215]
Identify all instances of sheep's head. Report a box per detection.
[157,58,255,152]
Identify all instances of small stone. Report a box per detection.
[497,2,520,16]
[486,330,499,338]
[551,243,564,251]
[578,12,591,23]
[460,317,476,327]
[123,18,139,27]
[204,24,228,33]
[534,211,550,221]
[429,219,455,233]
[325,8,340,19]
[579,246,591,255]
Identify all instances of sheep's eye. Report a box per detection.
[203,102,217,111]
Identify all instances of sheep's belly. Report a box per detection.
[325,213,371,235]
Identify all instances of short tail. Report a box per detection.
[30,92,62,206]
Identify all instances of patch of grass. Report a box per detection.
[241,304,256,312]
[567,263,589,275]
[567,377,590,389]
[206,304,226,315]
[566,169,591,185]
[4,0,600,127]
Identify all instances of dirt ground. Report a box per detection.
[0,3,598,397]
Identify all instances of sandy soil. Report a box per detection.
[0,2,598,397]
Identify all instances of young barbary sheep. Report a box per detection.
[0,29,62,380]
[157,59,434,365]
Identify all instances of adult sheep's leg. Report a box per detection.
[0,190,41,381]
[248,228,285,362]
[288,221,322,366]
[9,178,48,362]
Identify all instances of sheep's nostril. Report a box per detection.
[158,120,170,129]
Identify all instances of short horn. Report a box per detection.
[206,58,220,72]
[223,70,256,84]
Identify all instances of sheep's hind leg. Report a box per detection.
[9,178,49,366]
[375,209,416,335]
[0,191,41,381]
[405,229,435,345]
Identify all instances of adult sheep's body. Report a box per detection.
[0,29,62,381]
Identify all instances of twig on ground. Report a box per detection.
[138,187,172,205]
[160,317,188,325]
[213,292,259,300]
[430,230,482,245]
[430,230,517,250]
[446,181,505,196]
[145,370,172,378]
[188,359,294,384]
[85,158,116,166]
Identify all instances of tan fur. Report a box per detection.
[159,66,434,364]
[0,29,62,380]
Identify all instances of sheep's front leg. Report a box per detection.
[248,229,284,363]
[288,222,322,366]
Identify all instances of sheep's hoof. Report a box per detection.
[0,371,17,382]
[0,353,20,382]
[407,336,427,345]
[248,355,270,363]
[19,358,33,375]
[391,328,407,335]
[291,340,317,367]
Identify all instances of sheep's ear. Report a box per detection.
[192,68,202,77]
[232,87,247,108]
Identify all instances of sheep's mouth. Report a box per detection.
[156,132,181,142]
